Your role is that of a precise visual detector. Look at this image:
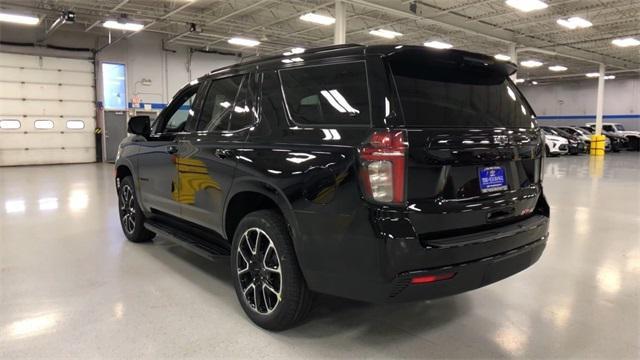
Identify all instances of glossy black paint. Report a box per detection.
[115,44,549,303]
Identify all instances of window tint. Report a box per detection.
[161,85,200,133]
[213,75,257,131]
[66,120,85,129]
[390,60,536,129]
[615,124,625,131]
[198,76,244,131]
[34,120,54,129]
[0,120,20,129]
[259,71,287,132]
[279,62,370,126]
[602,125,614,132]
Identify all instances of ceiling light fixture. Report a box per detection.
[103,20,144,31]
[227,37,260,47]
[300,13,335,25]
[369,29,403,39]
[0,12,39,25]
[548,65,568,72]
[585,73,615,80]
[494,54,512,61]
[556,17,592,29]
[520,60,543,68]
[531,81,539,85]
[505,0,548,12]
[424,40,453,49]
[515,78,525,84]
[611,37,640,47]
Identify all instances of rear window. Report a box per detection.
[279,62,370,126]
[390,61,536,129]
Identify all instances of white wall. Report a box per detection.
[97,32,239,106]
[520,77,640,131]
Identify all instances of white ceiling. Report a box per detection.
[1,0,639,81]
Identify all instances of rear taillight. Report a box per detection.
[410,272,456,285]
[358,130,407,204]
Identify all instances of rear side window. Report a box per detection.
[279,62,370,126]
[390,61,536,129]
[198,75,244,132]
[212,74,257,132]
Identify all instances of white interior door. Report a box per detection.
[0,53,96,166]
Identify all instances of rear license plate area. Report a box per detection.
[479,166,508,193]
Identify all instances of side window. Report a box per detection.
[279,62,370,126]
[213,74,257,132]
[603,125,614,132]
[259,71,287,131]
[198,76,243,132]
[157,84,200,134]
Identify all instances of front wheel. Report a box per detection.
[231,210,313,331]
[118,176,155,243]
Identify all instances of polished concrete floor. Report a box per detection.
[1,154,639,359]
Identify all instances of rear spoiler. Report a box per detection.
[382,46,517,76]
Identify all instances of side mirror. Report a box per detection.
[128,115,150,137]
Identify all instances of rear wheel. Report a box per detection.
[118,176,155,243]
[231,210,313,331]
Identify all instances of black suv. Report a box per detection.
[115,45,549,330]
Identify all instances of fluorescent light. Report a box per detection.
[548,65,568,72]
[520,60,543,68]
[0,12,39,25]
[515,78,525,84]
[531,81,539,85]
[556,17,592,29]
[585,73,615,80]
[369,29,403,39]
[424,40,453,49]
[611,37,640,47]
[300,13,335,25]
[103,20,144,31]
[505,0,548,12]
[494,54,511,61]
[227,37,260,47]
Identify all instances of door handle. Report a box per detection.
[166,145,179,154]
[215,149,232,159]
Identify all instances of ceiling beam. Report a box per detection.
[343,0,637,70]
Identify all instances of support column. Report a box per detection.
[334,0,346,45]
[509,43,517,81]
[595,63,605,135]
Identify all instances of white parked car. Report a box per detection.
[586,122,640,138]
[542,131,569,156]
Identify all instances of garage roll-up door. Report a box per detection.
[0,53,96,166]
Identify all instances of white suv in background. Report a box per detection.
[586,122,640,139]
[542,130,569,156]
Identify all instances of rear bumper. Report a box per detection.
[386,236,546,302]
[299,210,549,303]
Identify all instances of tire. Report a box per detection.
[231,209,313,331]
[118,176,155,243]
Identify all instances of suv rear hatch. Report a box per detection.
[385,48,544,246]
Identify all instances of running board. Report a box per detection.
[144,220,231,258]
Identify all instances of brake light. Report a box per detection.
[358,130,407,204]
[410,272,456,284]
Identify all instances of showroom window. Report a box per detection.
[279,62,370,126]
[0,119,21,129]
[34,120,54,129]
[66,120,85,129]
